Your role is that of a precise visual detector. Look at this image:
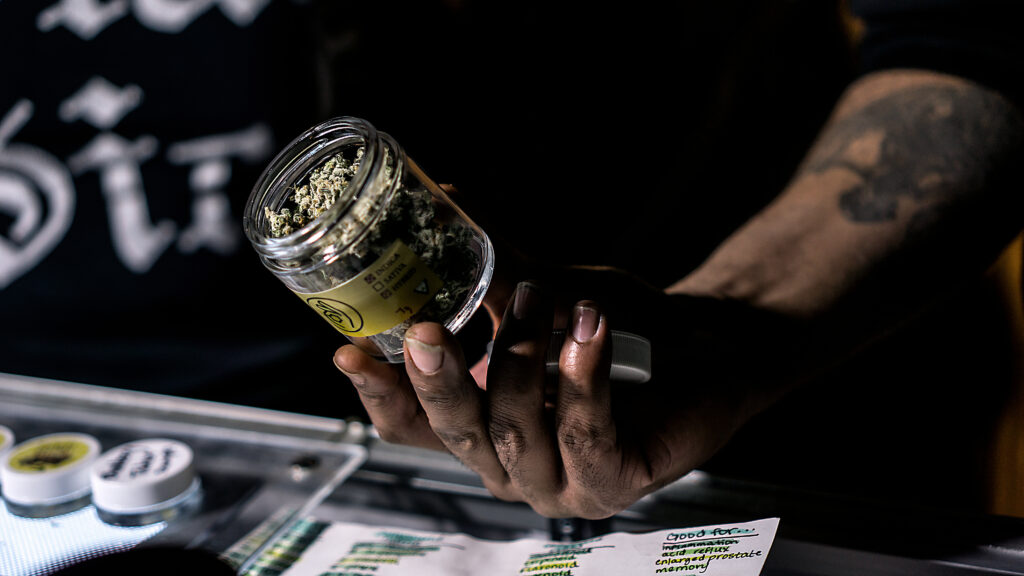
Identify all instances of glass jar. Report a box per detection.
[244,117,494,362]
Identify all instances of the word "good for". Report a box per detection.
[664,527,753,542]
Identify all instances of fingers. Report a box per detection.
[555,301,622,518]
[486,281,564,514]
[338,281,633,518]
[402,322,516,499]
[334,344,444,451]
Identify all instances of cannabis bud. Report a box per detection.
[264,149,365,238]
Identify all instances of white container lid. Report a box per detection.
[91,438,196,513]
[1,432,101,506]
[488,330,653,384]
[547,330,652,384]
[0,425,13,458]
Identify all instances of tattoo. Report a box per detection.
[805,83,1018,225]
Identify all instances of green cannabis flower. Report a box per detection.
[264,148,364,238]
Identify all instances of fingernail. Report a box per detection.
[407,337,444,374]
[513,281,540,320]
[572,305,599,342]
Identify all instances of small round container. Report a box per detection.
[1,432,100,518]
[486,330,653,384]
[244,117,494,362]
[91,438,201,527]
[0,425,14,469]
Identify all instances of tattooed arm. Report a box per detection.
[672,69,1024,362]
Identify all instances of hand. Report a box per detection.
[334,277,778,519]
[335,185,802,518]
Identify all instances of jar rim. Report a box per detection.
[243,117,404,274]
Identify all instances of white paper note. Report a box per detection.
[280,517,779,576]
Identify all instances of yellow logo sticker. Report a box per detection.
[9,438,92,473]
[296,240,442,337]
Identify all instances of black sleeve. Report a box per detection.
[850,0,1024,107]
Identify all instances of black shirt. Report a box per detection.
[0,0,343,410]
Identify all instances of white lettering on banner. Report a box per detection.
[133,0,271,33]
[59,76,143,131]
[37,0,130,41]
[55,77,272,273]
[37,0,272,39]
[0,100,76,289]
[60,76,175,274]
[1,78,276,282]
[167,124,273,255]
[68,132,177,274]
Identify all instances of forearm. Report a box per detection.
[662,69,1024,427]
[673,69,1023,340]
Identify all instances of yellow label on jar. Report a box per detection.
[9,438,92,473]
[296,240,442,337]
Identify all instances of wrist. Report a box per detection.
[665,293,821,423]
